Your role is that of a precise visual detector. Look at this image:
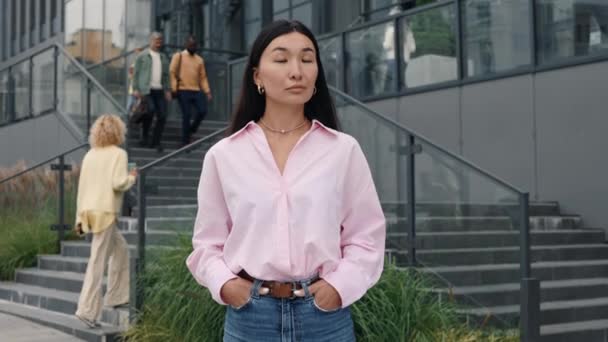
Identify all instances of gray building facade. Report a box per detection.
[1,0,608,229]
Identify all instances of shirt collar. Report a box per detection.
[228,119,338,141]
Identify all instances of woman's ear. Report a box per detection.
[253,67,260,86]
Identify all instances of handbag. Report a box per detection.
[129,97,149,125]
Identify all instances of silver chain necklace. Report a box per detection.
[259,118,308,134]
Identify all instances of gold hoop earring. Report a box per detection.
[257,84,265,95]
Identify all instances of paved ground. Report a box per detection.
[0,312,84,342]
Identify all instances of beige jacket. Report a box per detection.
[75,146,135,234]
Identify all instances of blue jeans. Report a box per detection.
[177,90,207,145]
[223,278,356,342]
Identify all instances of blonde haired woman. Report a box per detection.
[75,114,137,328]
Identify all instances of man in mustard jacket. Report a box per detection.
[169,35,213,148]
[132,32,172,152]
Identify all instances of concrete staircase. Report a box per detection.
[383,202,608,341]
[2,116,608,341]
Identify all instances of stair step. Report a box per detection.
[118,216,195,232]
[15,269,101,293]
[61,239,175,259]
[132,204,197,217]
[381,201,561,217]
[0,299,124,342]
[387,229,605,250]
[0,282,128,326]
[423,259,608,286]
[435,278,608,307]
[387,243,608,266]
[0,311,85,342]
[463,297,608,327]
[386,216,513,232]
[144,195,198,206]
[541,319,608,342]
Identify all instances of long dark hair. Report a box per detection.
[228,20,339,135]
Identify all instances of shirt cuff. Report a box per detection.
[321,262,368,308]
[206,260,238,305]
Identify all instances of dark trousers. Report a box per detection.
[177,90,207,145]
[141,89,167,147]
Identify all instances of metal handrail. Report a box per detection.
[0,143,88,185]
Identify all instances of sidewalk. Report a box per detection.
[0,312,84,342]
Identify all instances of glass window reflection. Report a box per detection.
[318,36,341,89]
[537,0,608,64]
[32,50,56,115]
[0,70,9,124]
[12,59,30,120]
[462,0,531,77]
[346,22,396,98]
[64,0,84,63]
[401,4,457,88]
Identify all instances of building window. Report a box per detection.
[536,0,608,64]
[400,3,457,89]
[346,21,396,98]
[41,0,47,39]
[245,0,262,50]
[272,0,314,32]
[462,0,531,77]
[20,0,26,50]
[30,0,37,46]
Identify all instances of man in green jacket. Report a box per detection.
[132,32,172,152]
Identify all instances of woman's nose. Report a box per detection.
[289,61,303,80]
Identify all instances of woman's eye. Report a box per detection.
[274,60,287,63]
[302,59,314,63]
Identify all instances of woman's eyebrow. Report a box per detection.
[271,46,315,53]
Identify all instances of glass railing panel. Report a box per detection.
[413,137,521,330]
[345,21,397,98]
[229,59,247,110]
[205,61,229,121]
[330,87,522,333]
[400,3,458,89]
[32,49,56,115]
[139,128,227,236]
[89,82,128,125]
[0,69,9,124]
[331,90,410,270]
[318,35,342,89]
[12,59,31,120]
[57,53,88,133]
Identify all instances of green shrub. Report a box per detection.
[0,163,79,280]
[125,241,518,342]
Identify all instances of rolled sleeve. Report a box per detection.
[186,148,237,305]
[321,139,386,307]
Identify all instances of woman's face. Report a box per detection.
[254,32,318,107]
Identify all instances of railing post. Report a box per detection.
[519,192,540,341]
[50,155,71,251]
[406,133,417,267]
[53,46,59,111]
[135,172,147,313]
[86,78,92,132]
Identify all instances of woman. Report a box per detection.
[75,114,137,328]
[187,20,385,341]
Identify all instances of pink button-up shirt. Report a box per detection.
[186,119,386,308]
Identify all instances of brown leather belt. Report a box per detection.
[238,270,318,299]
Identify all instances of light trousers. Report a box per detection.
[75,223,129,321]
